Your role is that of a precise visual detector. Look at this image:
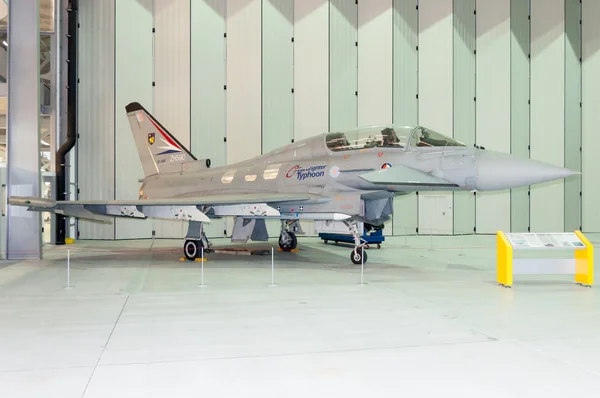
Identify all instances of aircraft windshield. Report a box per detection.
[325,126,412,152]
[409,127,466,147]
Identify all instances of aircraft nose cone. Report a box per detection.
[474,150,579,191]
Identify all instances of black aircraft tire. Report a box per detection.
[279,231,298,250]
[351,249,368,265]
[289,232,297,249]
[184,239,203,261]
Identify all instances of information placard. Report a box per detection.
[504,233,586,250]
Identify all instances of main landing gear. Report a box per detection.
[346,220,368,265]
[184,239,204,261]
[183,221,212,261]
[278,220,298,251]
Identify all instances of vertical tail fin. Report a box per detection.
[125,102,196,176]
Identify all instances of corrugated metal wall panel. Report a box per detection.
[509,0,530,233]
[418,0,454,236]
[154,0,191,149]
[225,0,262,236]
[77,0,115,240]
[357,0,393,237]
[391,0,418,236]
[153,0,191,239]
[293,0,329,237]
[529,0,565,232]
[262,0,294,237]
[190,0,227,238]
[452,0,476,235]
[77,0,598,240]
[357,0,392,127]
[114,0,153,240]
[294,0,329,141]
[226,0,262,165]
[262,0,294,154]
[475,0,511,234]
[581,0,600,232]
[564,0,582,232]
[329,0,358,132]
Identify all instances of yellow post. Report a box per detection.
[574,230,593,286]
[497,231,513,287]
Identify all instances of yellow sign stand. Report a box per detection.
[574,230,594,286]
[497,231,513,287]
[497,230,593,288]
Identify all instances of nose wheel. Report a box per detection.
[344,220,369,265]
[350,248,367,265]
[184,239,204,261]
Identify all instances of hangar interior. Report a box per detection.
[2,0,600,397]
[73,0,600,242]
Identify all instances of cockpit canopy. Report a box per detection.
[325,125,465,152]
[409,126,466,148]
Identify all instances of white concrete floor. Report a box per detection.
[1,234,599,397]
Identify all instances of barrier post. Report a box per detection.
[269,247,276,287]
[198,246,206,287]
[497,231,513,287]
[64,248,73,289]
[360,246,364,285]
[574,230,594,286]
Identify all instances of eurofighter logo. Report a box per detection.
[286,164,326,181]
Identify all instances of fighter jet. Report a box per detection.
[9,102,578,264]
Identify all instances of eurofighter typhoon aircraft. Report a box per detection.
[9,102,577,264]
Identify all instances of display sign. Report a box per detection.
[504,233,586,250]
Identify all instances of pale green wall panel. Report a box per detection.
[529,0,565,233]
[418,0,454,235]
[77,0,115,240]
[358,0,392,237]
[226,0,262,165]
[226,0,262,236]
[581,0,600,232]
[114,0,153,239]
[391,0,418,236]
[357,0,392,127]
[329,0,358,132]
[509,0,530,233]
[262,0,294,237]
[293,0,329,237]
[453,0,476,235]
[191,0,227,239]
[262,0,294,154]
[564,0,582,232]
[153,0,191,239]
[294,0,329,141]
[475,0,511,234]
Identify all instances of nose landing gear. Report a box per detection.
[345,220,369,265]
[350,247,367,265]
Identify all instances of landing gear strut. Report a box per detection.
[279,220,298,251]
[345,220,368,265]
